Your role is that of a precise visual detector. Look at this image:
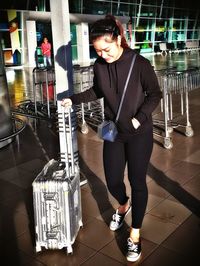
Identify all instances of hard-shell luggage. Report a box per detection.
[32,107,82,254]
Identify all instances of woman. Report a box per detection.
[62,15,162,262]
[41,37,52,67]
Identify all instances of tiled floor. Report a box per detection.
[1,51,200,266]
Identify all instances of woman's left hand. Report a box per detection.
[132,118,141,129]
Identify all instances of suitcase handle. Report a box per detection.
[59,106,76,177]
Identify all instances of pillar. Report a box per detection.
[76,22,90,65]
[50,0,79,164]
[26,20,37,67]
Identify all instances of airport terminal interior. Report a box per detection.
[0,1,200,265]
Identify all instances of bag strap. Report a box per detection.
[115,53,137,123]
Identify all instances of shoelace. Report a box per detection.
[112,213,121,223]
[127,238,138,252]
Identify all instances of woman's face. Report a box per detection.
[93,35,123,63]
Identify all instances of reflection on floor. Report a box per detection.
[0,51,200,266]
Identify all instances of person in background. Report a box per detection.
[41,37,52,67]
[62,15,162,262]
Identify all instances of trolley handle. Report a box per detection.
[60,106,76,178]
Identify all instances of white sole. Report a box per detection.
[126,252,141,262]
[109,222,123,231]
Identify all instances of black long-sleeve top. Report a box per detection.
[70,48,162,137]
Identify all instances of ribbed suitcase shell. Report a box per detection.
[32,166,82,254]
[32,106,82,254]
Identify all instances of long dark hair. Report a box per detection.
[90,14,129,49]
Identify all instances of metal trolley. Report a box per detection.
[154,67,200,149]
[73,65,104,134]
[32,67,56,118]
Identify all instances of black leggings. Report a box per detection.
[103,128,153,228]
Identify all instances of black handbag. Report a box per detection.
[98,54,137,142]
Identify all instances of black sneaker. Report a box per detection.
[109,205,131,231]
[126,237,141,262]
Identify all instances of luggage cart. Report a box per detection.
[32,67,56,118]
[73,65,104,133]
[154,68,200,149]
[76,99,104,131]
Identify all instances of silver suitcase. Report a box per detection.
[32,107,82,254]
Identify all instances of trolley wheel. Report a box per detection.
[185,126,194,137]
[36,245,42,252]
[66,245,73,254]
[81,122,89,134]
[163,138,173,149]
[167,126,173,134]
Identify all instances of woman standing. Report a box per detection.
[41,37,52,67]
[62,15,162,262]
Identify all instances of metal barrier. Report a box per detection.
[11,68,57,122]
[11,65,200,149]
[154,67,200,149]
[73,65,104,134]
[0,116,26,148]
[11,66,104,132]
[11,100,57,121]
[32,67,56,118]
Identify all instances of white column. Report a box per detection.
[50,0,73,96]
[26,20,37,67]
[76,22,90,65]
[168,17,174,44]
[50,0,79,165]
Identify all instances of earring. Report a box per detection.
[117,36,121,46]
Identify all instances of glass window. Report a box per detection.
[187,30,198,40]
[89,45,98,59]
[140,5,158,18]
[111,2,121,16]
[136,18,155,31]
[0,11,9,25]
[172,31,186,41]
[88,0,111,15]
[173,8,187,19]
[156,18,167,33]
[16,12,21,30]
[138,18,149,28]
[36,22,52,46]
[117,3,129,16]
[141,0,154,4]
[69,0,82,13]
[155,31,167,42]
[187,9,199,20]
[70,24,78,61]
[135,31,147,43]
[173,20,185,31]
[188,20,196,30]
[70,24,77,45]
[1,31,11,48]
[162,7,173,19]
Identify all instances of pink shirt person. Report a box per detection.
[41,37,52,67]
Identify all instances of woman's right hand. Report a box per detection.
[61,98,72,108]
